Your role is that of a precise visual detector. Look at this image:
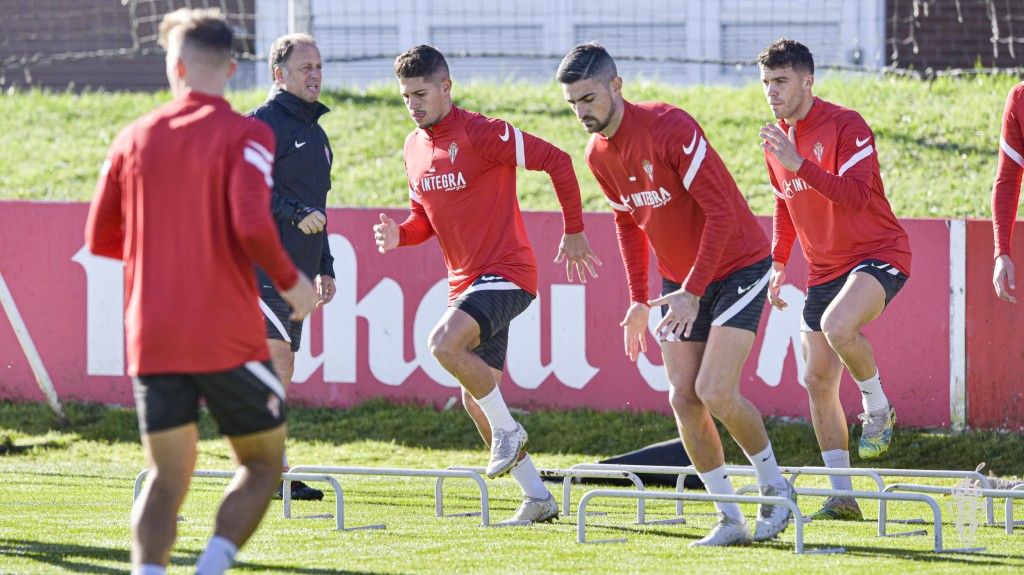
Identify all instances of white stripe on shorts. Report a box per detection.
[852,261,900,276]
[245,360,286,399]
[711,267,772,327]
[461,281,521,295]
[258,297,292,343]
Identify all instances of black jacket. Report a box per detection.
[248,87,335,281]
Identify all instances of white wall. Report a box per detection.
[252,0,886,89]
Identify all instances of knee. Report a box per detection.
[803,371,837,398]
[144,468,191,502]
[428,328,460,365]
[240,458,283,490]
[821,314,858,350]
[669,382,702,415]
[693,378,735,414]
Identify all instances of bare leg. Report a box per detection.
[132,424,198,569]
[209,424,287,545]
[802,331,847,451]
[820,273,886,381]
[662,340,725,472]
[266,340,294,386]
[428,308,496,399]
[692,326,770,456]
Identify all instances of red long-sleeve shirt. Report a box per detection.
[993,82,1024,258]
[399,106,584,300]
[766,97,911,286]
[85,91,298,376]
[586,101,768,302]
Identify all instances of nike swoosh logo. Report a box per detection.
[870,263,889,269]
[498,123,510,142]
[737,281,760,295]
[682,131,698,155]
[295,141,306,148]
[855,136,870,147]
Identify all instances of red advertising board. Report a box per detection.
[0,201,994,428]
[965,219,1024,430]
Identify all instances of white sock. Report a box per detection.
[134,565,166,575]
[821,449,853,491]
[509,454,550,499]
[195,535,238,575]
[746,444,786,489]
[474,385,517,432]
[696,465,743,522]
[855,372,889,413]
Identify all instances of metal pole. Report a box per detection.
[288,0,313,35]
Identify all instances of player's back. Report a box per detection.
[119,91,276,374]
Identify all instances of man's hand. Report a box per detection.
[296,208,326,234]
[554,232,602,283]
[994,254,1017,303]
[759,123,804,172]
[768,262,788,309]
[647,288,700,340]
[281,273,318,321]
[619,302,650,362]
[373,213,399,254]
[316,274,336,306]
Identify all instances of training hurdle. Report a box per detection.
[862,468,998,527]
[287,464,499,527]
[132,469,346,530]
[884,483,1024,535]
[570,463,1001,532]
[569,463,888,528]
[1014,485,1024,533]
[575,489,809,552]
[573,482,975,553]
[442,466,652,524]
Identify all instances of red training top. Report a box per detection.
[399,106,584,300]
[586,100,769,302]
[766,97,912,286]
[993,81,1024,258]
[86,90,298,376]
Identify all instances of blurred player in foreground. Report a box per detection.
[85,8,317,574]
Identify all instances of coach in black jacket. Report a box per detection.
[249,33,335,501]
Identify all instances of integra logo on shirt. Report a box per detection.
[418,171,468,192]
[774,177,812,199]
[621,187,673,211]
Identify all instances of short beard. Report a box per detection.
[586,100,618,134]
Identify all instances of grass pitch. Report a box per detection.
[0,73,1017,218]
[1,401,1022,574]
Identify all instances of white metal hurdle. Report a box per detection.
[132,469,347,530]
[884,483,1024,535]
[565,463,989,552]
[286,464,501,527]
[441,465,651,524]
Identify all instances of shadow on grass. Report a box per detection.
[2,400,1022,475]
[0,538,391,574]
[575,525,1023,566]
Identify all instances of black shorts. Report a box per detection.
[259,286,303,352]
[452,274,536,370]
[802,259,908,332]
[132,361,286,436]
[659,257,771,343]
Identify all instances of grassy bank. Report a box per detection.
[1,74,1016,218]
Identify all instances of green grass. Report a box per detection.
[2,400,1023,574]
[0,73,1017,217]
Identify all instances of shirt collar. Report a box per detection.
[267,85,331,124]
